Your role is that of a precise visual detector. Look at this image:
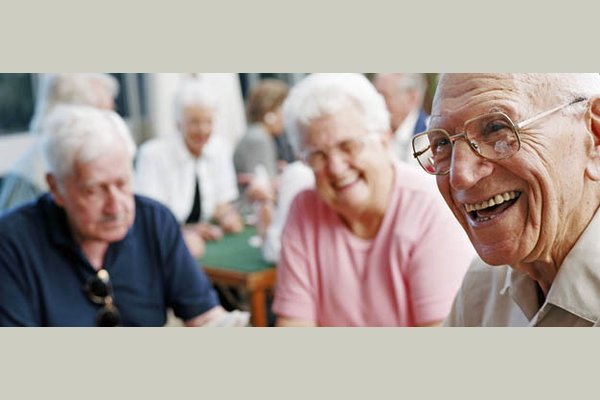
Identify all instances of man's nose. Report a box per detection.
[448,140,494,190]
[103,185,121,214]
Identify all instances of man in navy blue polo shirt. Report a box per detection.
[0,104,249,327]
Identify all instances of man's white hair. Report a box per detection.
[173,76,218,125]
[29,73,119,133]
[42,105,135,179]
[283,73,390,156]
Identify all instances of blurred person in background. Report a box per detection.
[232,78,315,264]
[0,105,248,326]
[373,73,429,166]
[0,73,118,213]
[233,79,288,235]
[261,159,314,263]
[135,77,243,258]
[273,73,474,327]
[234,78,289,189]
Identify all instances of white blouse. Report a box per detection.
[134,134,239,223]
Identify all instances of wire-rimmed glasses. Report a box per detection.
[301,132,380,172]
[412,98,587,175]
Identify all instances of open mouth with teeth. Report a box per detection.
[464,191,521,222]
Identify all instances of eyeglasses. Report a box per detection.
[412,97,587,175]
[301,132,380,171]
[84,269,121,327]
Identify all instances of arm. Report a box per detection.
[406,195,474,326]
[262,162,314,263]
[185,305,250,327]
[181,225,206,258]
[212,202,243,233]
[0,233,38,326]
[158,204,221,322]
[271,194,319,326]
[0,173,42,213]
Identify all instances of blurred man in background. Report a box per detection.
[0,105,248,327]
[0,73,118,213]
[373,73,429,166]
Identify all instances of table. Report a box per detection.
[200,226,276,327]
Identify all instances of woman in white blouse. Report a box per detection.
[135,77,243,257]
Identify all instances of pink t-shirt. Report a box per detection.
[273,163,474,326]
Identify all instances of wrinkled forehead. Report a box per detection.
[72,142,134,183]
[430,74,537,129]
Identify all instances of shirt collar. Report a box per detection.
[544,207,600,323]
[41,193,135,264]
[174,134,199,163]
[174,132,218,164]
[40,194,77,249]
[502,207,600,324]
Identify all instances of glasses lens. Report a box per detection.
[338,137,364,156]
[96,305,121,327]
[413,130,452,175]
[305,134,374,172]
[465,113,520,160]
[302,150,322,171]
[84,270,121,326]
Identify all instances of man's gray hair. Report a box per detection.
[283,73,390,156]
[30,73,119,133]
[376,73,428,98]
[173,77,218,125]
[397,73,427,96]
[42,105,135,179]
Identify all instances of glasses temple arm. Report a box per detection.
[517,97,587,129]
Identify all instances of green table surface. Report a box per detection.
[201,226,273,273]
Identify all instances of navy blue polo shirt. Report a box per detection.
[0,194,219,326]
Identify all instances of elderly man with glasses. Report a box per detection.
[0,104,248,327]
[412,73,600,326]
[272,73,474,327]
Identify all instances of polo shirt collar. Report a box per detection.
[41,194,79,250]
[41,193,135,264]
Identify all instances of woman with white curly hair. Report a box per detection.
[273,73,474,327]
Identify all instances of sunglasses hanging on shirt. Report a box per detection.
[84,269,121,327]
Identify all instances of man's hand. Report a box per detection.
[186,306,251,327]
[246,178,275,203]
[196,223,223,241]
[182,226,206,258]
[214,203,243,234]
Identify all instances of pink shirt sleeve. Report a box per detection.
[272,193,318,322]
[403,195,473,325]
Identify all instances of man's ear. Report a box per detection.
[46,173,65,207]
[584,97,600,180]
